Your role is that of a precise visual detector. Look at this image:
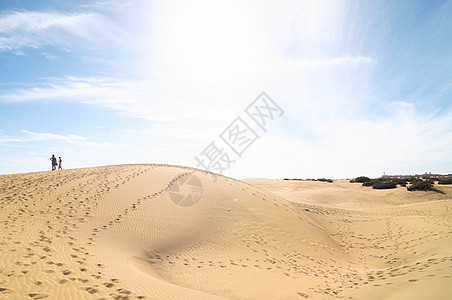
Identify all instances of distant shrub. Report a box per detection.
[362,179,378,187]
[317,178,333,183]
[393,178,408,185]
[361,178,398,189]
[438,178,452,185]
[409,178,424,184]
[349,179,355,183]
[355,176,371,183]
[399,177,416,184]
[407,180,435,191]
[372,181,397,189]
[407,181,430,191]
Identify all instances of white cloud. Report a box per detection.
[19,130,87,143]
[0,1,373,129]
[42,52,58,60]
[121,126,217,142]
[229,108,452,179]
[0,130,131,150]
[0,76,245,129]
[0,10,115,52]
[0,137,24,143]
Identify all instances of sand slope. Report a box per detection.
[0,165,451,299]
[245,178,452,299]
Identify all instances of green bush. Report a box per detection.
[407,180,434,191]
[393,178,408,185]
[317,178,333,183]
[438,178,452,184]
[355,176,371,183]
[409,178,423,184]
[372,181,397,189]
[361,179,397,189]
[362,179,378,187]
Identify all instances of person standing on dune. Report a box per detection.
[58,157,63,170]
[50,154,57,171]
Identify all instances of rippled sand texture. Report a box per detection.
[0,165,451,299]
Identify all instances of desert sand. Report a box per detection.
[0,164,451,299]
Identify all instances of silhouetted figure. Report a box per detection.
[58,157,63,170]
[50,154,57,171]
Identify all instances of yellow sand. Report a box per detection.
[0,165,451,299]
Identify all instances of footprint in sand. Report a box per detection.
[297,292,309,298]
[29,293,49,299]
[117,289,132,295]
[81,287,98,294]
[0,287,12,294]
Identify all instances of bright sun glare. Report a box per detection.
[156,1,264,81]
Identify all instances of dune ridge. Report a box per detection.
[1,164,451,299]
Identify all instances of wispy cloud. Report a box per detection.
[19,130,86,142]
[231,107,452,179]
[0,136,24,143]
[0,10,114,52]
[0,130,131,150]
[0,76,246,127]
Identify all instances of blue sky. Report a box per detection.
[0,0,451,178]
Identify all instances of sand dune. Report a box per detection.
[1,165,451,299]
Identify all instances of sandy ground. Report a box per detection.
[0,165,451,299]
